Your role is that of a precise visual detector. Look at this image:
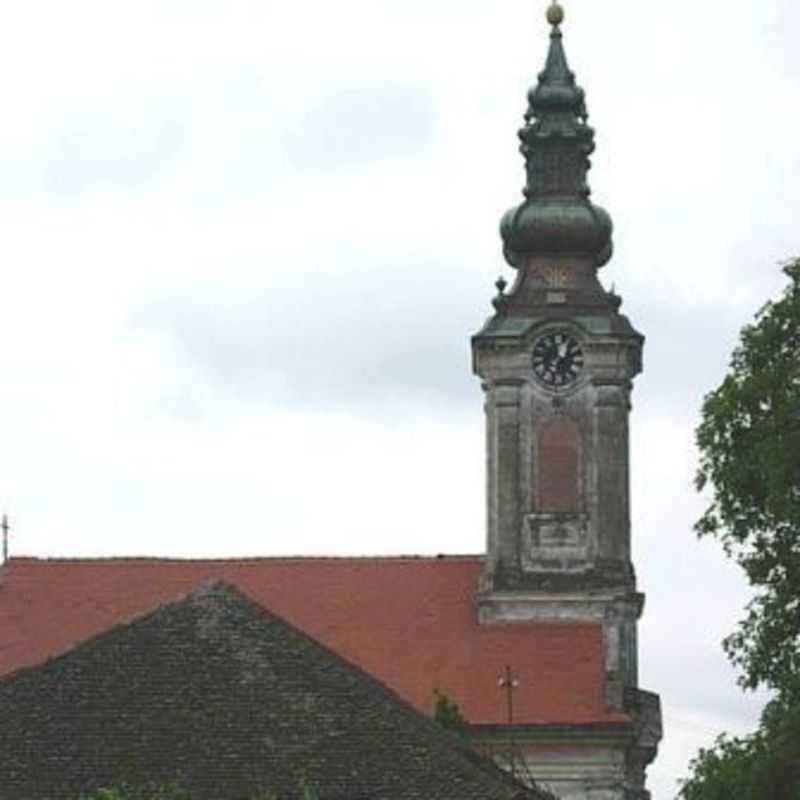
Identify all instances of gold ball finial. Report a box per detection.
[546,0,564,26]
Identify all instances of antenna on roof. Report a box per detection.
[498,664,519,724]
[497,665,545,792]
[1,514,9,563]
[498,664,520,780]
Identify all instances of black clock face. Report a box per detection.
[532,332,584,388]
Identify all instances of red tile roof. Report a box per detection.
[0,556,625,726]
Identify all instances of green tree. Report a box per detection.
[81,780,319,800]
[432,687,467,738]
[81,784,190,800]
[679,687,800,800]
[678,732,758,800]
[681,259,800,799]
[695,258,800,693]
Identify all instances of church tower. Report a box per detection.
[473,4,661,797]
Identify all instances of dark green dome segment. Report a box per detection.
[501,199,612,267]
[500,8,613,268]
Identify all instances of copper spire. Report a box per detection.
[499,2,613,269]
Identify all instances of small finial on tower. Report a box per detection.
[492,275,509,311]
[547,0,564,27]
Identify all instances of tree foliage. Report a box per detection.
[81,784,190,800]
[683,260,800,799]
[678,686,800,800]
[678,731,757,800]
[81,781,319,800]
[695,258,800,693]
[432,687,467,738]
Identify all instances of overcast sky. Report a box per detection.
[0,1,797,797]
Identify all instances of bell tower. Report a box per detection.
[473,2,647,710]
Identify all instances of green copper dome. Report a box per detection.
[500,6,613,268]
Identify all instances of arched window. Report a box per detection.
[537,416,579,512]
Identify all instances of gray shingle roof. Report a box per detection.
[0,582,550,800]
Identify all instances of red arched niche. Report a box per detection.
[537,416,580,512]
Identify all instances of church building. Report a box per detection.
[0,4,661,799]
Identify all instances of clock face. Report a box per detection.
[532,332,584,388]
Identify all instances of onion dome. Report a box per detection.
[500,2,613,269]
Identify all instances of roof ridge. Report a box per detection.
[7,554,485,565]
